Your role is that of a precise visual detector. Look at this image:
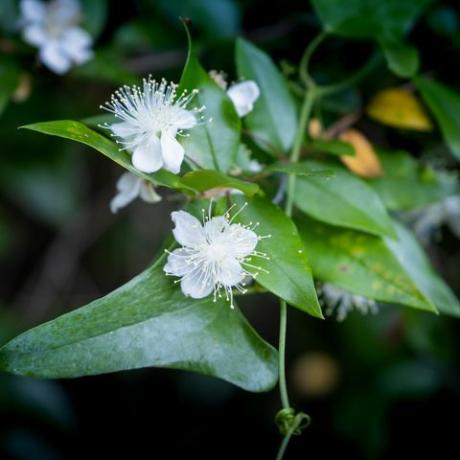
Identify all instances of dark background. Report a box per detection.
[1,1,460,458]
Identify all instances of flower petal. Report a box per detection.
[160,132,184,174]
[173,109,197,130]
[39,42,72,74]
[110,173,142,213]
[20,0,46,23]
[226,224,258,259]
[204,216,229,241]
[164,248,194,277]
[22,25,47,46]
[110,122,138,139]
[227,81,260,117]
[180,270,214,299]
[171,211,205,248]
[61,27,93,64]
[139,182,162,203]
[217,257,244,287]
[132,136,163,173]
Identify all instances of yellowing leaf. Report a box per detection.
[366,88,433,131]
[339,129,383,178]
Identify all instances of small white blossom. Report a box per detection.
[404,195,460,243]
[110,172,161,214]
[20,0,93,74]
[164,205,269,307]
[319,283,378,321]
[101,78,202,175]
[209,71,260,118]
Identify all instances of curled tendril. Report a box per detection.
[275,408,311,436]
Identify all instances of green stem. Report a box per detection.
[276,430,294,460]
[278,300,290,409]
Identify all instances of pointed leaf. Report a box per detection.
[294,160,396,238]
[232,196,323,318]
[236,38,298,155]
[0,260,278,392]
[296,215,436,313]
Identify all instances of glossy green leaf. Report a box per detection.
[232,196,323,318]
[0,259,278,392]
[267,162,334,177]
[20,121,191,191]
[179,51,241,173]
[236,38,298,155]
[379,39,419,78]
[386,221,460,317]
[310,139,355,157]
[296,215,436,313]
[181,170,260,196]
[294,160,396,238]
[416,77,460,160]
[367,148,458,210]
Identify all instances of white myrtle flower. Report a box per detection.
[20,0,93,74]
[110,172,161,214]
[209,70,260,118]
[404,195,460,243]
[319,283,378,322]
[164,205,269,307]
[101,78,203,175]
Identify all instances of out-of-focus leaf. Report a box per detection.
[310,138,355,156]
[232,196,323,318]
[179,50,241,173]
[294,160,396,238]
[0,60,21,115]
[155,0,241,38]
[311,0,430,77]
[367,149,458,210]
[181,170,259,196]
[80,0,107,38]
[20,121,191,192]
[386,221,460,317]
[339,129,383,178]
[366,87,433,131]
[416,77,460,160]
[236,38,298,155]
[0,260,278,392]
[0,0,18,34]
[268,162,334,177]
[296,215,436,313]
[427,6,459,38]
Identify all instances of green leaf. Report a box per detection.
[267,162,334,177]
[181,170,260,196]
[294,160,397,238]
[310,138,355,156]
[311,0,429,77]
[386,221,460,317]
[0,260,278,392]
[379,39,419,78]
[296,216,436,313]
[20,121,191,192]
[232,196,323,318]
[367,148,458,210]
[80,0,108,38]
[416,77,460,160]
[235,38,298,155]
[179,51,241,173]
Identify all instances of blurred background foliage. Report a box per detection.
[1,0,460,458]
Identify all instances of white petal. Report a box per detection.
[164,248,194,277]
[20,0,46,22]
[53,0,81,23]
[204,216,229,240]
[110,122,138,139]
[171,211,205,248]
[180,270,214,299]
[217,257,244,287]
[227,81,260,117]
[22,25,47,46]
[61,27,93,64]
[173,109,197,130]
[110,173,142,213]
[226,224,258,258]
[132,136,163,173]
[139,182,162,203]
[160,132,184,174]
[39,42,72,74]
